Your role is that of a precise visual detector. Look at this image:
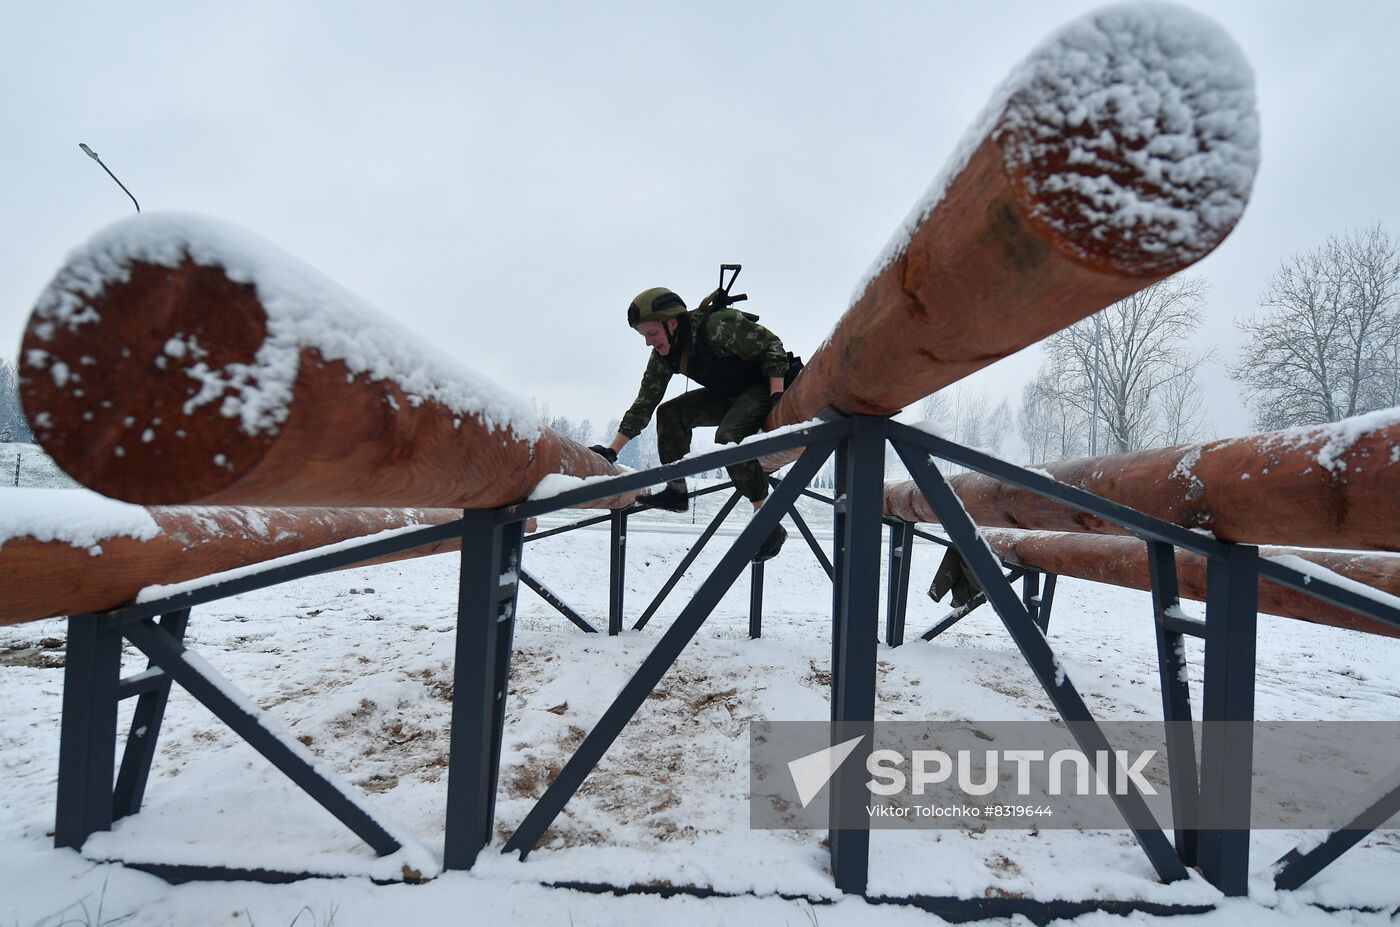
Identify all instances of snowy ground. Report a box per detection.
[3,497,1400,926]
[0,442,78,489]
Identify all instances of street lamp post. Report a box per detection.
[78,143,140,213]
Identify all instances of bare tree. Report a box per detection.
[1046,276,1211,453]
[953,391,992,449]
[984,398,1011,455]
[0,358,32,443]
[636,423,660,469]
[1232,225,1400,429]
[1017,363,1090,464]
[1372,341,1400,410]
[534,400,596,446]
[1155,372,1209,446]
[913,387,1012,474]
[916,392,951,433]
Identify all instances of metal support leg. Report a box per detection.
[445,513,524,869]
[113,609,191,820]
[749,562,765,639]
[885,521,914,647]
[829,450,849,730]
[1197,545,1259,896]
[1146,542,1199,867]
[829,417,885,895]
[608,510,627,636]
[55,613,122,850]
[1021,571,1041,628]
[1038,573,1058,633]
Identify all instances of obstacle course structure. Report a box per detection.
[5,1,1400,915]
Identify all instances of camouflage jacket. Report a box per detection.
[619,308,790,438]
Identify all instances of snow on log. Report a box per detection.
[18,214,639,508]
[0,492,462,625]
[18,6,1256,511]
[979,528,1400,639]
[884,408,1400,552]
[767,4,1258,434]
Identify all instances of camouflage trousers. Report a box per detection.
[656,384,770,502]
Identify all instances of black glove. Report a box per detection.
[768,390,784,411]
[589,444,618,463]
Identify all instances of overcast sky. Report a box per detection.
[3,1,1398,454]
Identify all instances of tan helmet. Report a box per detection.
[627,287,687,327]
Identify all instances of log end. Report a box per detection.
[20,257,274,504]
[996,3,1260,277]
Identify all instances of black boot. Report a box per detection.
[753,523,787,563]
[641,478,689,513]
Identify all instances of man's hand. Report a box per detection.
[768,390,784,412]
[589,444,618,463]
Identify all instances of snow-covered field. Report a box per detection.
[0,442,78,489]
[3,503,1400,926]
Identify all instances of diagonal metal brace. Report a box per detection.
[502,440,836,858]
[520,568,597,633]
[1273,763,1400,890]
[893,439,1188,884]
[122,619,402,857]
[634,490,744,631]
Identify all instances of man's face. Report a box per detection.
[635,319,675,355]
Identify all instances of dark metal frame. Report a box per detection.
[47,414,1400,903]
[882,421,1400,896]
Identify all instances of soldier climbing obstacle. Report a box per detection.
[590,275,802,563]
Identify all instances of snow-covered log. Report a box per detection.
[979,528,1400,639]
[18,5,1255,510]
[17,216,638,509]
[765,4,1259,434]
[0,492,461,625]
[884,409,1400,552]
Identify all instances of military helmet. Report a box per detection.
[627,287,687,327]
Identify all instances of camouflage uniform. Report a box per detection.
[619,307,790,501]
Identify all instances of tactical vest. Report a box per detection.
[665,309,768,397]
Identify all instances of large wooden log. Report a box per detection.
[884,409,1400,552]
[766,4,1258,433]
[18,5,1257,510]
[0,502,461,626]
[17,219,638,509]
[978,528,1400,639]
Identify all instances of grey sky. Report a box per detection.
[3,1,1398,454]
